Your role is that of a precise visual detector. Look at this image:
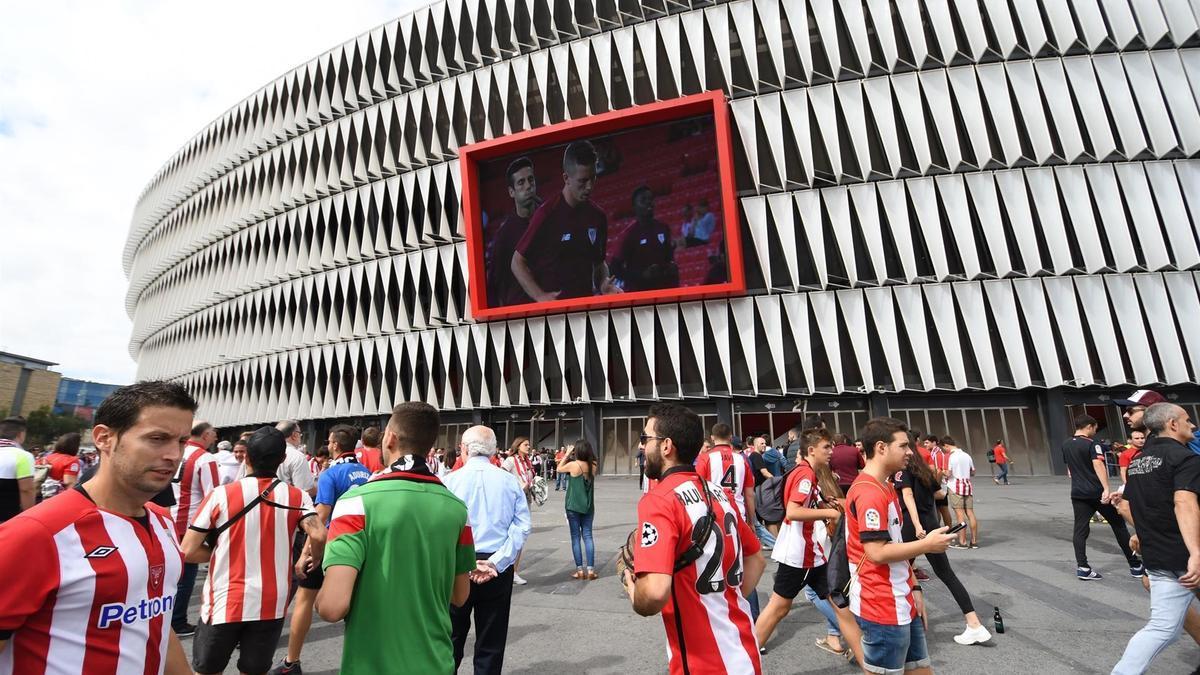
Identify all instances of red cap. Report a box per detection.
[1113,389,1167,407]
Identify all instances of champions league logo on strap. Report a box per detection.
[97,595,176,629]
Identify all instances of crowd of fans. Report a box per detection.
[0,382,1196,674]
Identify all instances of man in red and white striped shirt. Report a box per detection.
[169,421,220,637]
[625,404,765,675]
[945,437,979,549]
[0,380,197,675]
[694,424,756,525]
[755,428,842,649]
[846,418,955,675]
[181,426,324,675]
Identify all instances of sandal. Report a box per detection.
[815,638,845,657]
[571,570,585,579]
[587,571,599,580]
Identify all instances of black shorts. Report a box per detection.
[935,496,948,507]
[772,562,829,600]
[192,618,285,674]
[295,561,325,590]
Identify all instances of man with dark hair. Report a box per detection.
[511,140,620,302]
[0,381,197,674]
[0,415,34,522]
[1111,403,1200,673]
[272,424,369,675]
[830,432,864,495]
[485,156,539,307]
[845,418,955,675]
[697,422,759,619]
[170,419,221,637]
[274,420,316,497]
[356,426,385,473]
[612,186,677,292]
[926,434,953,528]
[756,428,843,652]
[1062,414,1142,580]
[317,402,474,674]
[624,403,765,674]
[182,427,325,675]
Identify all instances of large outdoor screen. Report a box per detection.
[460,91,745,320]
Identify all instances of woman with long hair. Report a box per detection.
[557,440,597,579]
[897,445,992,645]
[40,432,82,496]
[503,436,536,585]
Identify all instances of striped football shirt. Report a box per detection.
[0,488,183,674]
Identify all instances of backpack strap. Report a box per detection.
[197,479,305,542]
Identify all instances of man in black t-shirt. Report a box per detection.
[1061,414,1142,580]
[1111,403,1200,673]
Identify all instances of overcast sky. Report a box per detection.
[0,1,423,384]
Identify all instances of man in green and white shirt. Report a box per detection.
[316,402,475,675]
[0,416,35,523]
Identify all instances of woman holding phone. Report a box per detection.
[558,440,598,579]
[895,447,992,646]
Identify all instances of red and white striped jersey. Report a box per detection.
[189,477,316,625]
[0,488,183,675]
[947,449,975,496]
[772,461,828,569]
[170,441,219,540]
[846,474,915,626]
[694,445,751,518]
[930,447,949,477]
[633,470,762,675]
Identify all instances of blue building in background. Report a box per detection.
[55,378,121,417]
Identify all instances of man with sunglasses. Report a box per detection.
[622,404,765,674]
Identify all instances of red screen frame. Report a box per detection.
[459,90,746,321]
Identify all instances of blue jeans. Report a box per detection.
[555,471,567,490]
[747,588,760,622]
[996,463,1009,484]
[566,510,595,567]
[804,586,841,637]
[172,562,198,629]
[856,616,930,674]
[1112,570,1200,674]
[755,521,776,548]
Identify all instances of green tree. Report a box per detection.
[23,406,88,448]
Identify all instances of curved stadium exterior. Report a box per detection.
[126,0,1200,475]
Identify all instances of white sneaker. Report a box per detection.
[513,573,528,585]
[953,625,992,645]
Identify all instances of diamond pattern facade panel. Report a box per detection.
[126,0,1200,426]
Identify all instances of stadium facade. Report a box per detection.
[126,0,1200,475]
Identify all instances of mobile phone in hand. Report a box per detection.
[947,522,967,535]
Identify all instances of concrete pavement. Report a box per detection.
[188,475,1199,674]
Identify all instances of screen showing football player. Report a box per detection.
[612,186,678,292]
[511,140,621,302]
[485,157,539,307]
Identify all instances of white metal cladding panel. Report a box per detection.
[158,273,1200,425]
[123,0,1200,425]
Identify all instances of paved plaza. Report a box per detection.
[186,475,1199,674]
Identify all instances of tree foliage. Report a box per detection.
[22,406,88,448]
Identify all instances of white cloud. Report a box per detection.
[0,0,424,384]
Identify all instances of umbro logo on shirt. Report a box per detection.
[85,546,119,559]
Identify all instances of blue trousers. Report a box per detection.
[566,510,595,567]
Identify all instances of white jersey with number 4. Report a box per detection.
[694,445,751,518]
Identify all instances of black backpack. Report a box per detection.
[753,465,798,524]
[826,479,890,609]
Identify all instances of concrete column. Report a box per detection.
[1039,388,1068,475]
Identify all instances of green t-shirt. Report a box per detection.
[323,470,476,674]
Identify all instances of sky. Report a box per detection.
[0,0,424,384]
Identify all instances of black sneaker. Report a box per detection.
[758,646,768,655]
[173,623,196,638]
[269,660,303,675]
[1076,567,1102,581]
[1129,563,1146,577]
